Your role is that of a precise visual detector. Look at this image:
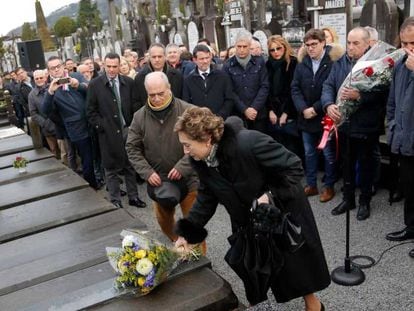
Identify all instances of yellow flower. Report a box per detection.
[138,277,146,286]
[135,249,147,259]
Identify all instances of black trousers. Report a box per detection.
[340,134,378,204]
[399,155,414,230]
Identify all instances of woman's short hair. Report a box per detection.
[174,107,224,144]
[267,35,295,70]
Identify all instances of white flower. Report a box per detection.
[136,258,154,276]
[122,235,138,249]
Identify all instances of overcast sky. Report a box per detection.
[0,0,79,36]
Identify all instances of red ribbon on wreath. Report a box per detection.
[317,115,338,159]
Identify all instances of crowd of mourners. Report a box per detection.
[1,16,414,309]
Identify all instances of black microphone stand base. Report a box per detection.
[331,265,365,286]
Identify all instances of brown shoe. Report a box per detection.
[320,187,335,202]
[304,185,319,196]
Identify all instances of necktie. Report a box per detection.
[111,78,125,127]
[201,72,208,87]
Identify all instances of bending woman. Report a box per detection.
[174,107,330,310]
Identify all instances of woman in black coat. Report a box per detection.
[266,35,303,159]
[174,107,330,310]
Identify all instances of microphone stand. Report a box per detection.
[331,57,365,286]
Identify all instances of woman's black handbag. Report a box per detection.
[250,191,305,253]
[224,226,284,305]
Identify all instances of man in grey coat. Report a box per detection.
[385,17,414,258]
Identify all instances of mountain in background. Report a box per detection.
[7,0,122,36]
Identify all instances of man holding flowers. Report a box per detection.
[385,17,414,258]
[321,27,389,221]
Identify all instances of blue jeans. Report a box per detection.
[302,131,336,188]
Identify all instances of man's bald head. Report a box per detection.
[347,27,370,60]
[144,72,172,108]
[144,71,170,90]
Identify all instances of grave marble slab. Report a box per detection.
[0,157,66,186]
[0,188,117,243]
[0,170,89,210]
[0,126,25,139]
[0,258,211,311]
[89,268,238,311]
[0,209,145,296]
[0,134,33,156]
[0,117,10,127]
[0,148,53,169]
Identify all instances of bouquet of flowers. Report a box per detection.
[13,156,28,169]
[106,230,202,295]
[336,41,406,126]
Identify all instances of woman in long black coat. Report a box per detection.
[174,107,330,310]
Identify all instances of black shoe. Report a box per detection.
[356,203,370,221]
[129,198,146,208]
[120,190,127,197]
[111,201,123,209]
[331,201,356,216]
[409,249,414,258]
[386,228,414,241]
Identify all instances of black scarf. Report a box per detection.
[267,57,287,97]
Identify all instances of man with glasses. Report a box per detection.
[292,28,344,203]
[41,56,97,189]
[126,72,199,244]
[223,29,269,133]
[28,69,58,157]
[87,53,145,209]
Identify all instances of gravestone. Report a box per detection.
[0,134,33,156]
[64,36,74,60]
[187,21,200,53]
[0,170,89,210]
[0,187,116,243]
[0,209,143,296]
[0,126,25,139]
[0,148,53,169]
[360,0,399,45]
[319,13,347,47]
[253,29,270,54]
[0,157,66,186]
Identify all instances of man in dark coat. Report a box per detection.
[183,44,234,119]
[385,17,414,258]
[174,109,330,307]
[292,29,344,203]
[87,53,145,209]
[321,27,389,220]
[223,29,269,133]
[133,43,183,111]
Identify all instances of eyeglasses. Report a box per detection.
[305,42,320,48]
[49,63,63,71]
[269,47,283,53]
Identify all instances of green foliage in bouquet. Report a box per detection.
[13,156,28,168]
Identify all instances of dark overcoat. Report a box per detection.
[87,74,137,169]
[177,118,330,303]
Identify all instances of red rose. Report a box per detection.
[16,156,22,161]
[386,57,395,68]
[363,67,374,77]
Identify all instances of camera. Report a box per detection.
[57,77,71,85]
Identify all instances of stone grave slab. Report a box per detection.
[0,126,25,139]
[0,170,89,210]
[0,134,33,156]
[0,258,212,311]
[0,188,117,243]
[0,157,66,186]
[0,117,10,127]
[88,268,238,311]
[0,148,53,169]
[0,209,145,296]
